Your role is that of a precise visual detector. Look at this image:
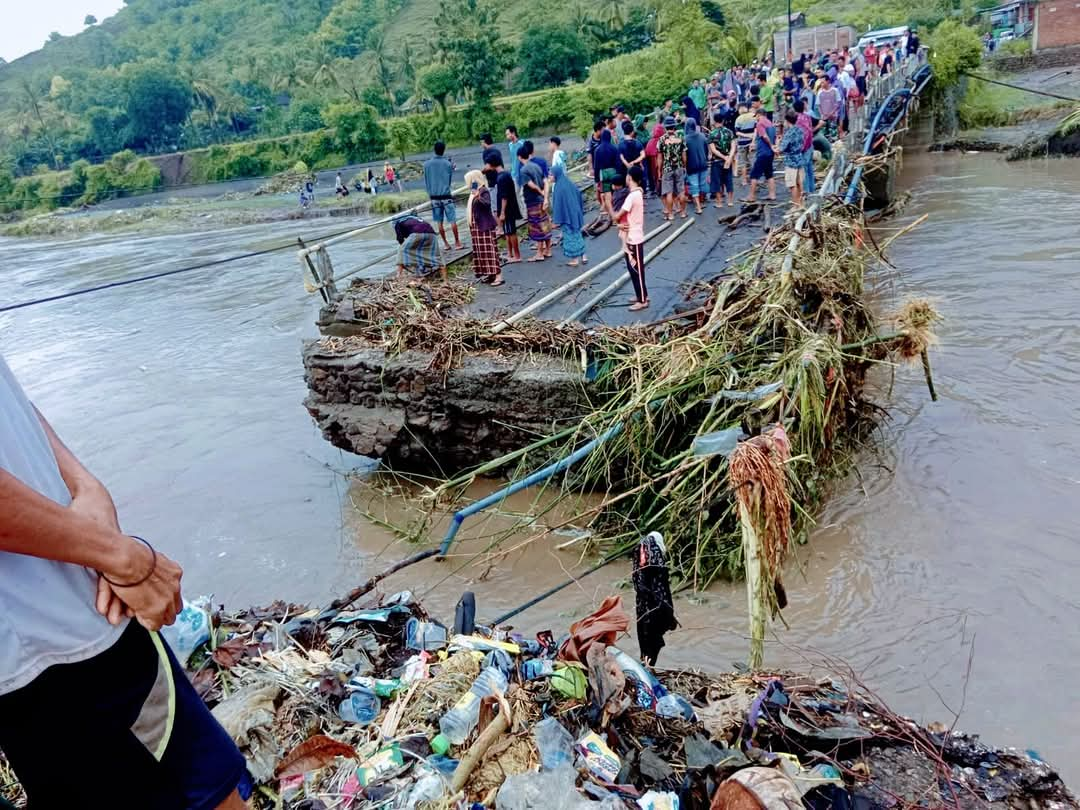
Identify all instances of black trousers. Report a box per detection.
[625,241,647,303]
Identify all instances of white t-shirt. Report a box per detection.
[0,355,124,695]
[620,188,645,245]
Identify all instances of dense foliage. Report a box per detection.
[0,0,784,213]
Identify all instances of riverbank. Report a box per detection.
[935,60,1080,156]
[0,189,430,238]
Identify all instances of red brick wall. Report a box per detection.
[1035,1,1080,51]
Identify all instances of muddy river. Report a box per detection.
[2,151,1079,781]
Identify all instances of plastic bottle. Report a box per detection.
[655,693,696,721]
[434,667,508,746]
[533,716,575,770]
[338,686,381,725]
[522,659,555,680]
[405,617,448,651]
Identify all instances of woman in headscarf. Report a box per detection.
[547,163,587,267]
[644,123,664,200]
[592,128,619,222]
[464,169,503,286]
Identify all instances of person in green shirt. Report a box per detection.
[688,79,707,115]
[758,71,776,121]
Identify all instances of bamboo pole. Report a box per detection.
[558,217,697,326]
[920,349,938,402]
[739,499,766,670]
[449,700,511,793]
[489,222,671,334]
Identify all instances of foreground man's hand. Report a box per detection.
[101,536,184,631]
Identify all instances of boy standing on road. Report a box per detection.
[423,140,463,252]
[0,355,249,810]
[734,102,756,186]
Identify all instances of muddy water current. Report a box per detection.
[2,151,1080,781]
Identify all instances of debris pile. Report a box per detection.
[255,162,317,196]
[92,589,1074,810]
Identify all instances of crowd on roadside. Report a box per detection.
[395,34,920,312]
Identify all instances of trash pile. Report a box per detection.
[153,584,1077,810]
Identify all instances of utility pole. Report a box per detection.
[787,0,793,63]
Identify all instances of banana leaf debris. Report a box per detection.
[8,591,1065,810]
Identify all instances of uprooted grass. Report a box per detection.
[318,201,938,585]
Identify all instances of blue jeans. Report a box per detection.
[803,148,815,194]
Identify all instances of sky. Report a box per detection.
[2,0,125,63]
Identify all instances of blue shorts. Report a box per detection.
[686,170,709,197]
[0,621,250,809]
[750,153,775,181]
[431,199,457,224]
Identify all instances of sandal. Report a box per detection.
[628,301,650,312]
[526,255,547,263]
[490,278,506,287]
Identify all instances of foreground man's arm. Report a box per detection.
[0,413,183,631]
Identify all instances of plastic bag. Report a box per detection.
[160,596,211,666]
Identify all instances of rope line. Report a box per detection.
[0,221,386,314]
[962,71,1080,103]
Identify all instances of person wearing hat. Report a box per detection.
[657,116,687,221]
[746,107,777,204]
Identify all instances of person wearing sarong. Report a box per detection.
[517,149,552,262]
[464,170,503,286]
[548,163,587,267]
[394,215,446,280]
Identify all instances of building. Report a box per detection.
[773,23,858,62]
[982,0,1037,35]
[1033,0,1080,50]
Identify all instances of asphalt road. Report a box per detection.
[92,136,585,211]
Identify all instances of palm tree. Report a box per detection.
[366,28,397,107]
[595,0,626,32]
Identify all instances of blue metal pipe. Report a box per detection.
[845,87,914,205]
[437,420,627,557]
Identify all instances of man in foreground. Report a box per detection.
[0,355,249,809]
[423,141,463,253]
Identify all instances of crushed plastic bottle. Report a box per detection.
[405,618,448,651]
[521,658,555,680]
[655,693,696,721]
[534,716,575,771]
[435,666,508,746]
[338,686,381,725]
[496,765,596,810]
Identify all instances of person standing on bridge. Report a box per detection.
[464,170,504,286]
[518,148,552,262]
[658,116,687,221]
[548,162,587,268]
[616,165,649,312]
[0,354,250,810]
[424,141,463,254]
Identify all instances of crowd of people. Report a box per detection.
[395,37,918,311]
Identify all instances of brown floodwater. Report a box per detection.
[2,149,1079,781]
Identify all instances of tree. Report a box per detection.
[84,14,98,25]
[48,32,63,43]
[121,62,193,151]
[366,28,397,107]
[517,24,590,90]
[323,102,387,161]
[418,63,458,116]
[434,0,510,107]
[700,0,725,27]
